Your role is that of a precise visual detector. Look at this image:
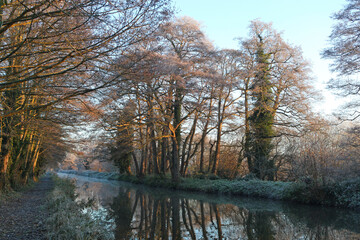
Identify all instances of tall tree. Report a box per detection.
[248,36,275,180]
[322,0,360,119]
[159,16,213,181]
[239,20,313,180]
[211,49,242,175]
[110,103,134,174]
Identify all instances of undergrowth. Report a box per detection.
[46,175,115,240]
[0,178,37,204]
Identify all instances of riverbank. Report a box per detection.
[58,170,360,210]
[46,175,114,240]
[0,176,53,240]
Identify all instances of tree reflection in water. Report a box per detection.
[65,175,360,240]
[245,212,275,240]
[107,188,359,239]
[110,189,133,239]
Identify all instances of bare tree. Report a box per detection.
[210,49,242,174]
[0,0,172,189]
[322,0,360,119]
[158,16,213,181]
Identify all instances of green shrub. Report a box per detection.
[333,178,360,209]
[286,180,339,206]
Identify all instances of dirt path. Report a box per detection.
[0,176,54,240]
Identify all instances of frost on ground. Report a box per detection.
[46,176,115,240]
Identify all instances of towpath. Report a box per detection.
[0,176,53,240]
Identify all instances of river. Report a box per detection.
[57,173,360,240]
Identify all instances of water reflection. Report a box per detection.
[59,174,360,240]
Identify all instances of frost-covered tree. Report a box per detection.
[239,20,313,180]
[322,0,360,119]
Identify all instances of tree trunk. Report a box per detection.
[132,152,140,175]
[183,114,198,176]
[160,129,168,175]
[212,122,222,174]
[148,96,159,175]
[180,134,190,176]
[199,98,213,173]
[243,83,253,172]
[171,137,180,182]
[171,84,182,182]
[174,87,182,156]
[208,141,215,173]
[199,123,208,173]
[212,97,223,174]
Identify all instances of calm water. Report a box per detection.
[58,173,360,240]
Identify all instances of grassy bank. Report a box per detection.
[58,170,360,210]
[46,175,115,240]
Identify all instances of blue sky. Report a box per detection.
[174,0,346,114]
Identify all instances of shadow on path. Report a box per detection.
[0,176,54,240]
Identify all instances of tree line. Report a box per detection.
[1,0,359,190]
[99,17,320,182]
[0,0,171,190]
[99,2,360,183]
